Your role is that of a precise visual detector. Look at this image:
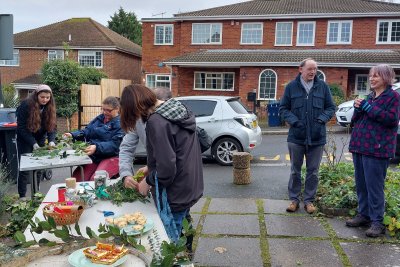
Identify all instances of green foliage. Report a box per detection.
[79,67,107,85]
[329,83,346,106]
[383,168,400,238]
[108,7,142,45]
[5,193,44,235]
[105,179,150,206]
[1,84,19,108]
[0,160,12,217]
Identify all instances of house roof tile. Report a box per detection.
[164,49,400,68]
[175,0,400,17]
[14,18,141,57]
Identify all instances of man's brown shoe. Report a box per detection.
[286,201,299,212]
[304,203,316,214]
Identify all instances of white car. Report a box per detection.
[134,96,263,165]
[336,83,400,127]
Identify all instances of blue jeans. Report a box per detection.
[352,153,388,223]
[172,209,189,237]
[287,143,324,204]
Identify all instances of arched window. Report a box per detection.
[259,69,277,100]
[317,70,326,81]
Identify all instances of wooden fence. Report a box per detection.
[79,78,131,127]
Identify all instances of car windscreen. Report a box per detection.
[227,99,251,114]
[179,100,217,117]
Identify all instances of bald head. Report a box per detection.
[299,58,317,82]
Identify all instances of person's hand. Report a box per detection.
[354,98,363,109]
[137,166,149,179]
[48,141,56,147]
[33,143,40,150]
[84,145,96,155]
[63,133,72,139]
[137,179,151,196]
[124,176,138,190]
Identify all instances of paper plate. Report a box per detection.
[68,247,128,267]
[122,218,154,236]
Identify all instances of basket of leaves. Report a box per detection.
[43,201,85,226]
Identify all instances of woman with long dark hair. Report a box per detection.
[16,84,57,199]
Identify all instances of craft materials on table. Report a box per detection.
[65,177,77,189]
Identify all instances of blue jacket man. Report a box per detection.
[279,58,335,214]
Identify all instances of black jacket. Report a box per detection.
[279,74,336,146]
[16,100,56,151]
[146,99,204,212]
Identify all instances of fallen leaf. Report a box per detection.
[214,247,227,254]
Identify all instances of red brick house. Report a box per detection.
[0,18,141,99]
[141,0,400,108]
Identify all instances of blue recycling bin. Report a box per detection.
[267,103,281,127]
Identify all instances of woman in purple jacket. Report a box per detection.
[346,64,400,237]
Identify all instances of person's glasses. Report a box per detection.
[102,108,115,113]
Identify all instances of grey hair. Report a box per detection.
[300,58,316,67]
[153,87,172,101]
[369,64,396,86]
[102,96,120,109]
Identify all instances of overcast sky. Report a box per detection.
[1,0,249,33]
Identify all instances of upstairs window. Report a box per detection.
[48,50,64,61]
[146,74,171,89]
[154,24,173,45]
[194,72,234,91]
[377,20,400,44]
[241,23,263,44]
[192,23,222,44]
[297,21,316,46]
[327,21,352,44]
[0,49,19,66]
[275,22,293,46]
[78,51,102,68]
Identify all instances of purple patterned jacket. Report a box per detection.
[349,86,400,158]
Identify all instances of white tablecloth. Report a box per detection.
[24,180,169,266]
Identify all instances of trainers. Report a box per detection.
[345,214,371,227]
[286,201,299,212]
[366,223,386,238]
[304,203,316,214]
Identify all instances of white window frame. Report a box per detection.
[193,72,235,91]
[275,22,293,46]
[191,23,222,45]
[317,70,326,81]
[154,24,174,45]
[296,21,316,46]
[0,49,19,66]
[240,22,263,45]
[78,50,103,68]
[376,19,400,44]
[145,74,171,89]
[355,74,370,95]
[48,50,64,61]
[258,69,278,100]
[327,20,353,44]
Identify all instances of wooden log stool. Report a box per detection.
[232,152,251,185]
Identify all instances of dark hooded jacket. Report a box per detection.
[145,99,204,212]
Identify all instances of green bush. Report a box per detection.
[1,84,19,108]
[79,67,107,85]
[329,83,346,106]
[383,169,400,238]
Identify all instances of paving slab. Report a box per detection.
[193,237,262,267]
[263,199,307,214]
[327,217,372,240]
[191,197,207,213]
[341,242,400,267]
[202,214,260,235]
[265,214,328,237]
[191,213,201,230]
[268,238,343,267]
[208,198,258,213]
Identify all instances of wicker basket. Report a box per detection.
[43,202,84,226]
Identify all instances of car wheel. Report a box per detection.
[212,138,242,166]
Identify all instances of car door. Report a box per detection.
[179,99,222,142]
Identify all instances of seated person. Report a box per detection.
[63,96,124,181]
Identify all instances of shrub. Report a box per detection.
[329,83,346,106]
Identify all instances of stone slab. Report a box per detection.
[341,242,400,267]
[264,199,307,214]
[193,237,262,267]
[202,214,260,235]
[191,213,201,230]
[191,197,206,213]
[268,238,343,267]
[265,214,328,237]
[208,198,258,213]
[327,217,371,240]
